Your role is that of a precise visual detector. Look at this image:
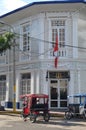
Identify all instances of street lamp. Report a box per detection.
[0,21,16,112]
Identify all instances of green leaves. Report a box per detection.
[0,32,15,52]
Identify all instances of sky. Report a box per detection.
[0,0,49,16]
[0,0,86,16]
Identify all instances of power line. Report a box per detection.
[19,36,86,50]
[16,45,53,58]
[0,28,86,51]
[0,4,86,57]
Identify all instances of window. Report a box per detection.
[59,28,65,47]
[20,73,31,95]
[0,33,6,64]
[22,24,30,51]
[0,51,6,64]
[0,52,6,56]
[0,75,6,101]
[51,20,65,48]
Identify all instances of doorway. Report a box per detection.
[49,79,68,109]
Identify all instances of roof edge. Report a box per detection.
[0,0,86,18]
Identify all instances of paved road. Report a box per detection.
[0,115,86,130]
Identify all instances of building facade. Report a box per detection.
[0,0,86,110]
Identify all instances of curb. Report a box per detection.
[0,110,21,117]
[0,110,65,118]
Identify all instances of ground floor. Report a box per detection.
[0,60,86,110]
[0,70,69,109]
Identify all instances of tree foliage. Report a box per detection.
[0,32,15,52]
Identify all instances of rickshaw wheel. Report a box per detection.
[83,111,86,119]
[20,111,23,118]
[30,113,37,123]
[65,111,72,120]
[21,112,28,120]
[44,113,50,122]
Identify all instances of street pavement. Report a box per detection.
[0,115,86,130]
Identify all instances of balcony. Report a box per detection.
[50,47,73,59]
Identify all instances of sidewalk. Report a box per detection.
[50,110,65,117]
[0,109,65,117]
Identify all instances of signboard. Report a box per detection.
[49,71,70,79]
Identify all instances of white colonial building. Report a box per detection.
[0,0,86,110]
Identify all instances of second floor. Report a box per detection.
[0,1,86,65]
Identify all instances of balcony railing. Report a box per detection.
[50,48,73,58]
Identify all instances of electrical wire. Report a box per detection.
[0,4,86,58]
[1,26,86,59]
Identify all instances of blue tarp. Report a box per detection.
[68,94,86,98]
[68,94,86,105]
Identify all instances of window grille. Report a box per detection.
[22,24,30,51]
[20,73,31,95]
[50,20,66,57]
[51,20,65,47]
[0,75,6,101]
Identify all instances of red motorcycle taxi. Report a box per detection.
[20,94,50,123]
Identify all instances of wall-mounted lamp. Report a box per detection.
[68,71,70,81]
[46,71,48,81]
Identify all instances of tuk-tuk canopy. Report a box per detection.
[20,93,49,99]
[68,93,86,105]
[68,94,86,98]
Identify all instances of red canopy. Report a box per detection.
[20,93,49,99]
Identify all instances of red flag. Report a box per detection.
[54,36,58,68]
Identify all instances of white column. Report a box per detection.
[72,14,78,58]
[6,51,10,103]
[38,14,44,59]
[16,73,20,103]
[36,71,40,93]
[43,71,49,94]
[69,70,75,103]
[78,69,81,93]
[31,71,35,94]
[6,73,9,102]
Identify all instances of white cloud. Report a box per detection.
[0,0,27,15]
[3,0,26,10]
[0,0,59,16]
